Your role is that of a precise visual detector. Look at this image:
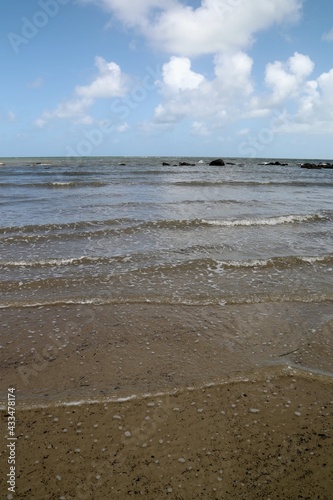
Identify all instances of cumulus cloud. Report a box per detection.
[161,56,205,92]
[76,57,127,98]
[153,51,253,129]
[214,51,253,96]
[264,61,333,134]
[80,0,302,56]
[265,52,315,104]
[37,57,127,126]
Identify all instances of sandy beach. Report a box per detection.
[1,369,333,499]
[1,302,333,498]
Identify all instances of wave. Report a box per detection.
[210,254,333,271]
[1,291,333,310]
[0,255,131,268]
[0,181,109,188]
[171,180,333,188]
[44,181,108,188]
[201,213,328,227]
[131,212,329,231]
[0,212,330,244]
[1,252,332,272]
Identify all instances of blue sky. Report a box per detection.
[1,0,333,158]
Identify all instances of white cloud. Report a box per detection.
[152,51,253,130]
[317,68,333,105]
[161,56,205,92]
[214,51,253,96]
[37,57,127,126]
[76,57,127,98]
[81,0,302,56]
[265,52,314,104]
[151,48,333,137]
[272,68,333,134]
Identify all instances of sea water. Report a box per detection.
[0,156,332,308]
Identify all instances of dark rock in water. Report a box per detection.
[301,162,333,169]
[226,162,235,165]
[119,163,126,166]
[179,162,195,166]
[209,159,225,166]
[162,162,170,166]
[266,161,289,166]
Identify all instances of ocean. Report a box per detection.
[0,156,332,309]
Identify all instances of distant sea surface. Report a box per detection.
[0,156,332,309]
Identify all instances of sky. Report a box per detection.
[1,0,333,158]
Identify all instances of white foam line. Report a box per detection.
[202,213,324,227]
[3,366,332,411]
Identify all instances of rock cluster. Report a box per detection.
[300,162,333,169]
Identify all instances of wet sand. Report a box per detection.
[1,370,333,499]
[1,302,333,498]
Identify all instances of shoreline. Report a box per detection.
[1,301,332,406]
[1,363,333,410]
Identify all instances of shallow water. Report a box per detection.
[0,156,332,308]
